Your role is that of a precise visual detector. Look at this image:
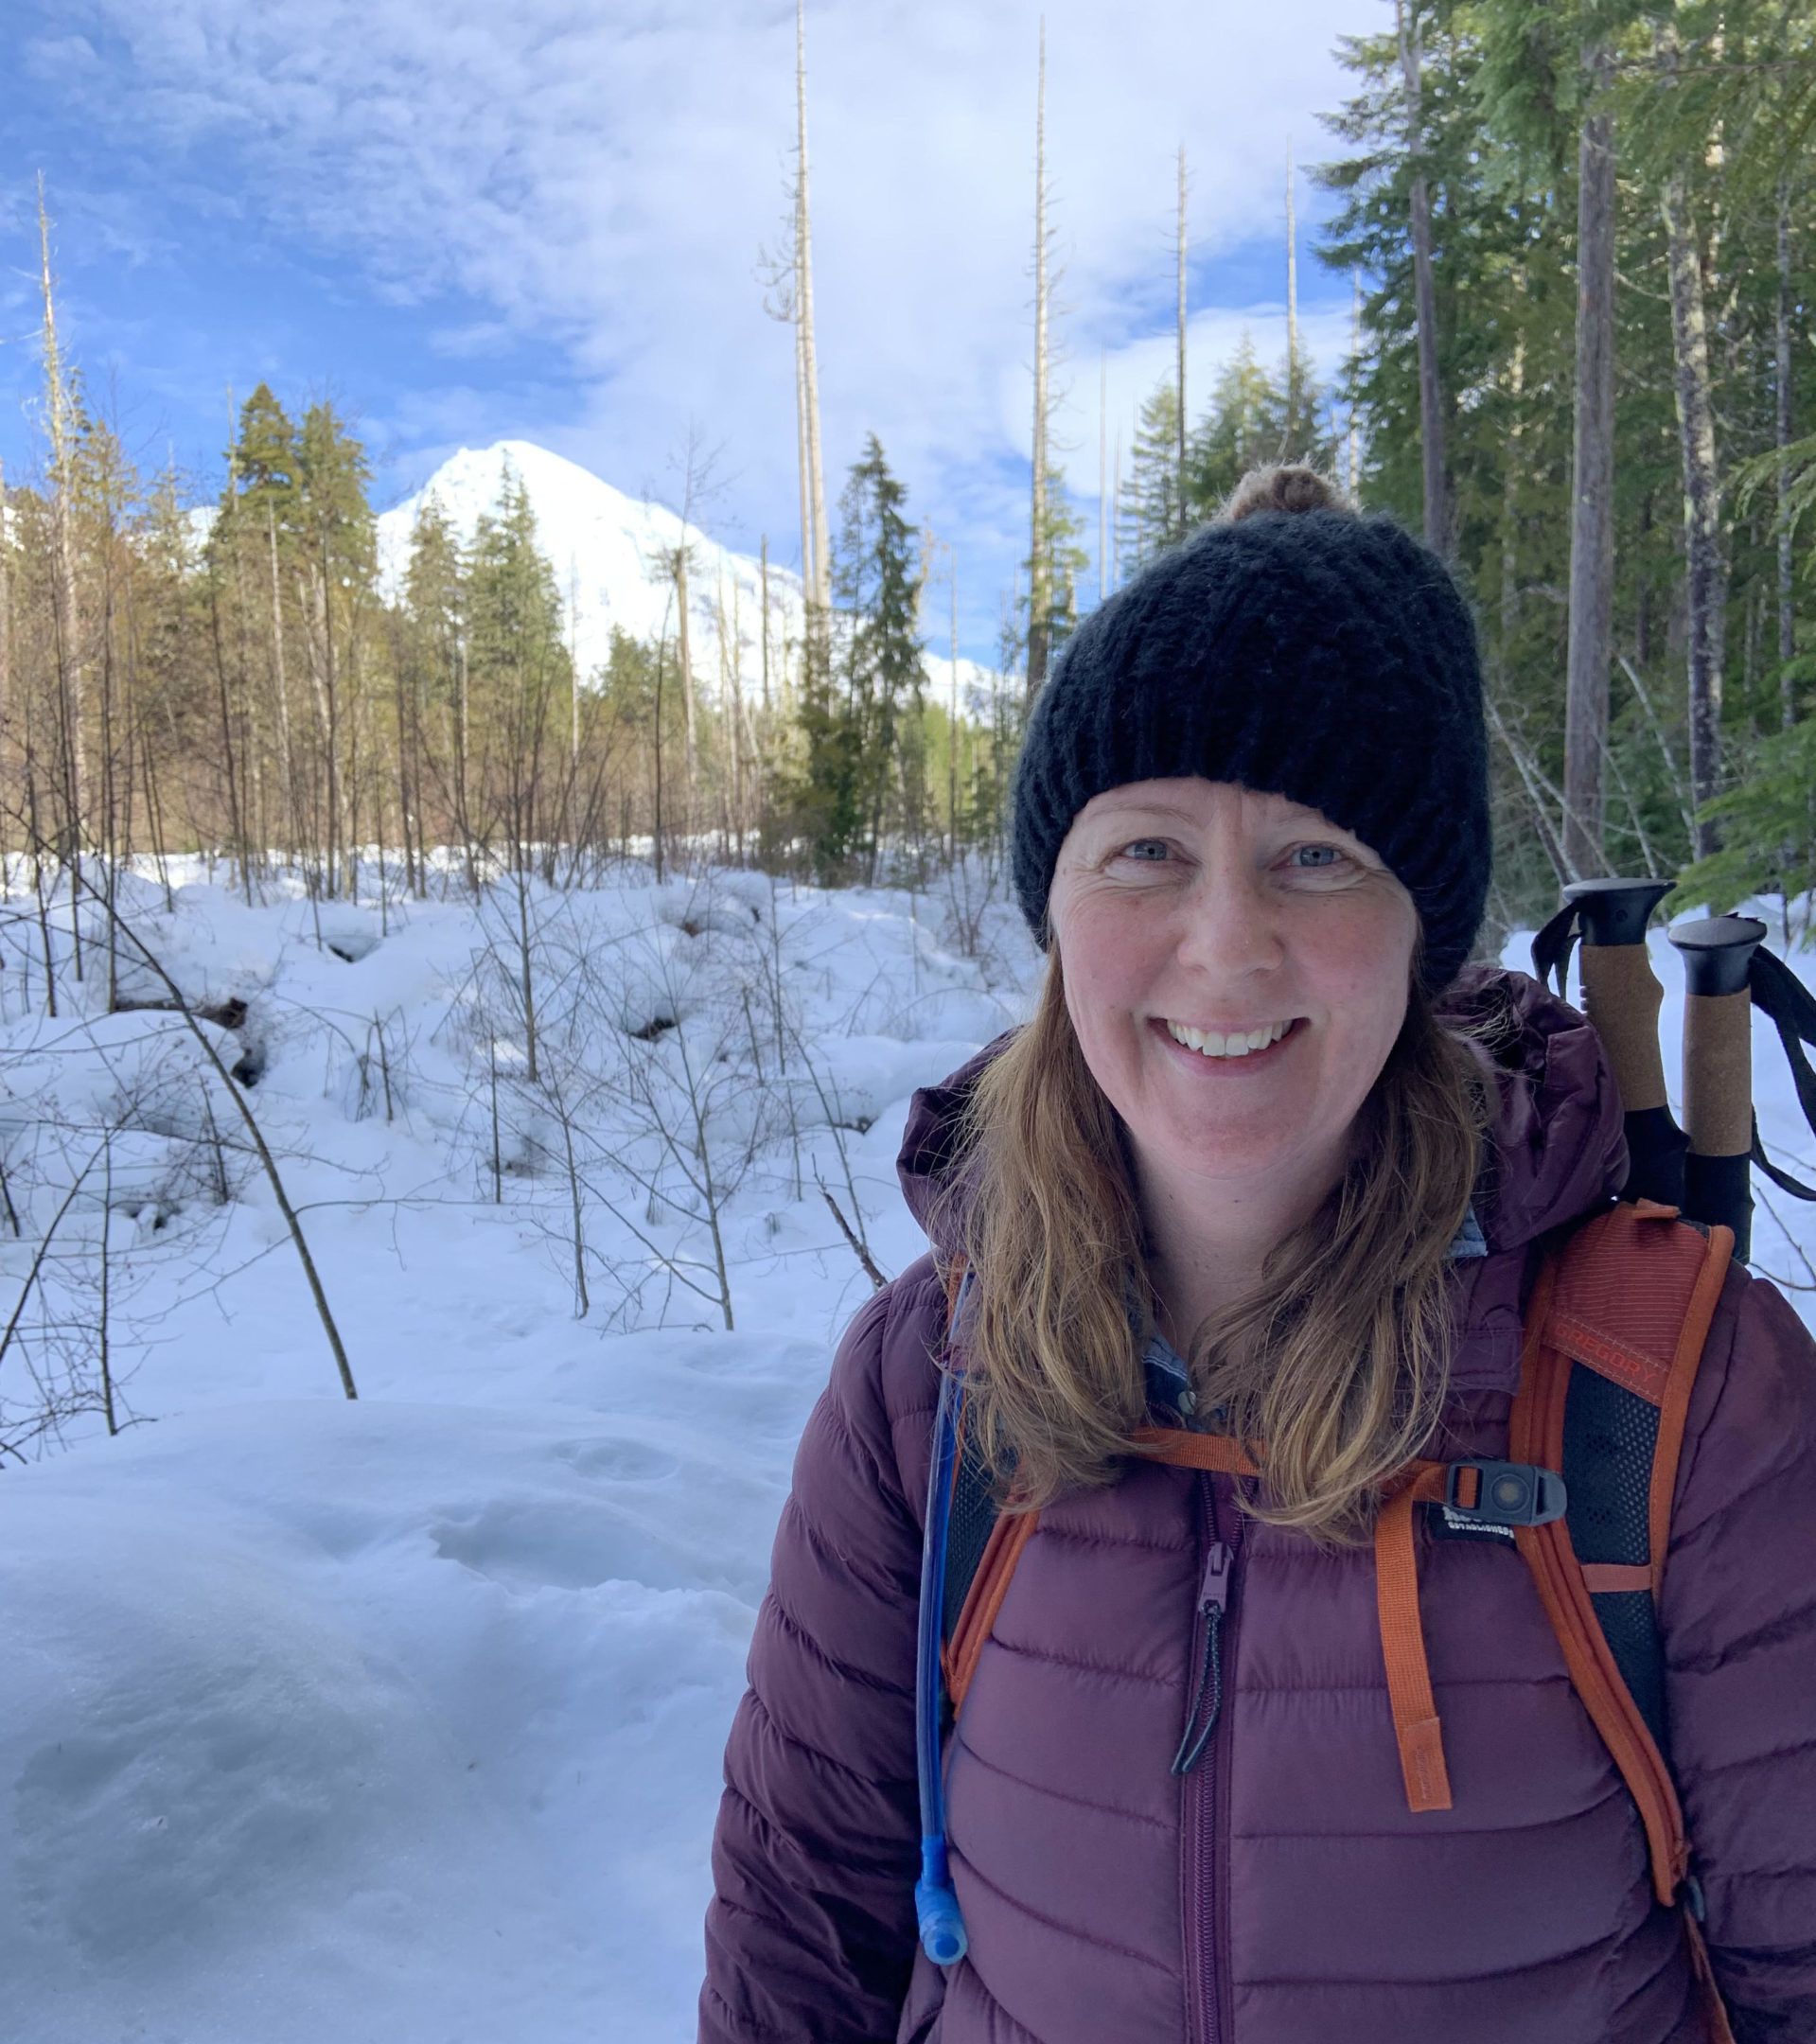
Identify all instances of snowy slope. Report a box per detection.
[378,441,992,715]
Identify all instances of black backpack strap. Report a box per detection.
[1560,1363,1669,1753]
[942,1423,1000,1653]
[934,1260,1001,1653]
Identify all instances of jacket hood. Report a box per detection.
[895,965,1627,1261]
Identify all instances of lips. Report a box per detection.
[1163,1016,1296,1060]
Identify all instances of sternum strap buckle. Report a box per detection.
[1446,1460,1568,1527]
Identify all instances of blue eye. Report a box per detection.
[1291,844,1342,869]
[1122,839,1171,862]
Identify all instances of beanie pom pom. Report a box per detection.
[1219,465,1353,526]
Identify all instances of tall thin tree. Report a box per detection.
[1029,20,1053,701]
[36,181,85,848]
[1395,0,1448,555]
[1099,348,1108,605]
[1286,141,1303,449]
[1563,40,1616,877]
[1779,179,1797,731]
[948,554,960,857]
[1652,19,1725,862]
[0,458,9,752]
[795,0,831,620]
[1176,145,1189,538]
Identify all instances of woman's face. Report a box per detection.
[1048,778,1419,1207]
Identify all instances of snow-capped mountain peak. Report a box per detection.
[377,441,804,691]
[378,439,989,708]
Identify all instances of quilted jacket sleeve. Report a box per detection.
[1665,1268,1816,2040]
[699,1264,941,2044]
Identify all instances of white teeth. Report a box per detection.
[1166,1018,1291,1059]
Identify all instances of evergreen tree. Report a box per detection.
[466,470,573,865]
[1185,338,1333,513]
[795,435,926,879]
[228,385,298,527]
[1117,339,1334,571]
[1024,465,1088,699]
[1118,382,1185,574]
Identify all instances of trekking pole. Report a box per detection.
[1667,917,1766,1261]
[1668,915,1816,1262]
[1532,879,1686,1207]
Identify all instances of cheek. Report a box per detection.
[1055,897,1164,1048]
[1303,902,1418,1039]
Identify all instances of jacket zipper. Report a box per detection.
[1183,1472,1243,2044]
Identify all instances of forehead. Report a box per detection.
[1067,779,1353,838]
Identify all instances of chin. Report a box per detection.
[1148,1117,1308,1180]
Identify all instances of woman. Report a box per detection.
[700,469,1816,2043]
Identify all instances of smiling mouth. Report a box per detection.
[1162,1016,1296,1060]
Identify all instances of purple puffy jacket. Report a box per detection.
[701,972,1816,2043]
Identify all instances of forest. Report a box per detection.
[5,0,1816,960]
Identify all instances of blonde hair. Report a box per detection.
[950,955,1489,1544]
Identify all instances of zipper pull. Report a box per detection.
[1172,1542,1232,1776]
[1197,1540,1231,1615]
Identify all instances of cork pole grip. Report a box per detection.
[1683,990,1754,1158]
[1578,944,1669,1113]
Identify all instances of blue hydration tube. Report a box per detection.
[914,1348,969,1966]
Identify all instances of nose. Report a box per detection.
[1172,860,1283,982]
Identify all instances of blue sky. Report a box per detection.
[0,0,1381,662]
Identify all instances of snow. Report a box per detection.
[0,855,1034,2042]
[377,440,995,715]
[1,864,1812,2041]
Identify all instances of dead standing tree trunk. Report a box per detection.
[676,547,697,837]
[1564,42,1616,878]
[1176,145,1189,538]
[266,503,300,860]
[1396,0,1448,557]
[0,458,10,767]
[796,0,830,626]
[1028,22,1052,706]
[298,566,338,892]
[38,185,86,884]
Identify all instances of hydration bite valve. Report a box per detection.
[916,1838,968,1965]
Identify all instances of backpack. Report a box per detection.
[914,1199,1737,2041]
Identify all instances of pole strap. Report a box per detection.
[1531,898,1582,998]
[1748,948,1816,1198]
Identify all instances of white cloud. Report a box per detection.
[32,0,1380,643]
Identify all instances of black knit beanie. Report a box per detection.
[1011,471,1489,992]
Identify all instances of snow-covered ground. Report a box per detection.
[0,855,1034,2042]
[1,865,1812,2042]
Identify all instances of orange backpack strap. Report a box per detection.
[1511,1201,1735,2039]
[941,1251,969,1333]
[936,1249,1017,1711]
[944,1507,1038,1707]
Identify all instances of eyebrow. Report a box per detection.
[1081,802,1205,828]
[1084,804,1353,835]
[1075,806,1377,856]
